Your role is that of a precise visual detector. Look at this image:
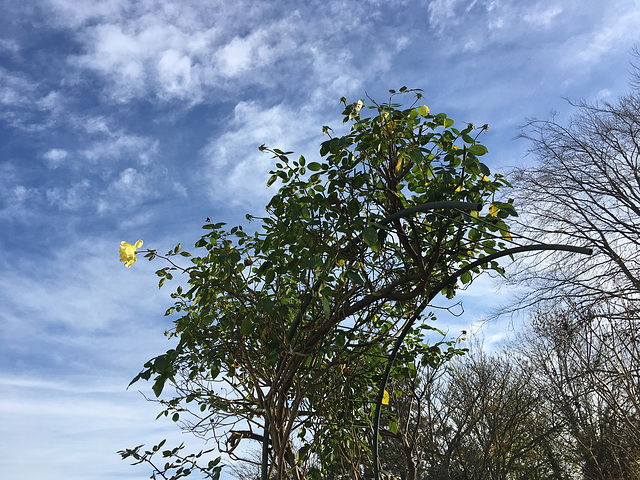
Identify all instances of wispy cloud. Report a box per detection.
[0,67,63,131]
[0,163,41,222]
[57,1,405,105]
[199,100,330,210]
[523,6,563,28]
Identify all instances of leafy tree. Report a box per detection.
[119,89,516,480]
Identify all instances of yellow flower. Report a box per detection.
[382,390,390,405]
[120,240,143,268]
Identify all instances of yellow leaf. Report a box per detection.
[489,204,499,217]
[470,210,479,219]
[502,230,512,242]
[120,239,143,268]
[382,390,390,405]
[337,259,345,267]
[396,158,403,172]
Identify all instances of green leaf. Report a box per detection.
[307,162,322,171]
[321,296,331,320]
[266,174,278,187]
[346,270,365,286]
[389,419,398,435]
[265,269,275,284]
[468,229,482,241]
[409,149,423,164]
[363,226,379,251]
[241,317,252,335]
[262,297,274,315]
[461,133,475,144]
[468,144,488,156]
[152,378,166,397]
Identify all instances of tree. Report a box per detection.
[507,55,640,311]
[515,299,640,480]
[377,328,466,480]
[119,89,517,480]
[376,338,568,480]
[445,346,566,480]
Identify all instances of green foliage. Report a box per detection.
[124,89,516,479]
[118,441,222,480]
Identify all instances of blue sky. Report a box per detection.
[0,0,638,478]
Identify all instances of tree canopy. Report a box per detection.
[119,89,520,480]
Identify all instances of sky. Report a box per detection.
[0,0,639,479]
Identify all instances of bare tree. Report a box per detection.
[377,339,568,480]
[515,298,640,480]
[507,52,640,311]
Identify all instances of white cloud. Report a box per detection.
[45,0,127,28]
[427,0,460,31]
[523,6,562,28]
[200,100,326,209]
[0,38,20,55]
[0,180,40,221]
[79,115,111,134]
[0,371,188,480]
[80,130,159,164]
[157,48,197,100]
[0,237,179,355]
[58,1,403,105]
[576,9,640,66]
[97,166,158,214]
[43,148,68,168]
[46,179,91,210]
[0,68,62,130]
[595,88,613,100]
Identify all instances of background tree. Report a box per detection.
[119,89,516,480]
[502,49,640,480]
[514,299,640,480]
[377,339,567,480]
[378,327,465,480]
[507,54,640,310]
